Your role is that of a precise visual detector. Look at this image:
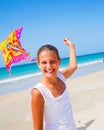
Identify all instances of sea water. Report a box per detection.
[0,52,104,80]
[0,52,104,95]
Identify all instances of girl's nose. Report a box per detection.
[47,62,51,69]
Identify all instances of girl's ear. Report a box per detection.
[37,61,40,68]
[59,58,61,65]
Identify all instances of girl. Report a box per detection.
[31,38,77,130]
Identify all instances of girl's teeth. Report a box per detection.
[47,70,53,73]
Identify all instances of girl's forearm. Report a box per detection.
[69,44,77,69]
[62,38,77,78]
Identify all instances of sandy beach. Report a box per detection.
[0,69,104,130]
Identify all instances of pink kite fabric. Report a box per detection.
[0,27,30,74]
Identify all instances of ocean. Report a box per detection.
[0,52,104,95]
[0,52,104,80]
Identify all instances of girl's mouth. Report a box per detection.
[45,69,55,74]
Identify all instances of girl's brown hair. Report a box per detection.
[37,44,60,62]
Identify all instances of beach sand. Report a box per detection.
[0,70,104,130]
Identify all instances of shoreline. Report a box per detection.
[0,58,103,81]
[0,70,104,130]
[0,61,104,95]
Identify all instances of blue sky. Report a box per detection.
[0,0,104,67]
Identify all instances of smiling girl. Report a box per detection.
[31,38,77,130]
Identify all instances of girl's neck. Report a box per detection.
[40,75,65,98]
[41,76,58,85]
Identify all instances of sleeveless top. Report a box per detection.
[32,72,77,130]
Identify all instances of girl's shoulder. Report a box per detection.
[57,71,66,84]
[31,83,45,94]
[31,82,48,101]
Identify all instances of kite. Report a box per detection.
[0,27,30,75]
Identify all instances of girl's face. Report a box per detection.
[38,50,60,78]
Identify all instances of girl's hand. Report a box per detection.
[64,38,74,47]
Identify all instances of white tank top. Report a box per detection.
[32,72,77,130]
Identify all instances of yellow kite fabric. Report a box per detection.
[0,27,30,74]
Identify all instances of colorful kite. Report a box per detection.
[0,27,30,74]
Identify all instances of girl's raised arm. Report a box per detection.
[61,38,77,79]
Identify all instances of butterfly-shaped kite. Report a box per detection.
[0,27,30,74]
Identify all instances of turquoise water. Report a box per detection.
[0,52,104,80]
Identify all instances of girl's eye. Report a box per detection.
[51,61,57,64]
[41,60,57,65]
[41,61,46,64]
